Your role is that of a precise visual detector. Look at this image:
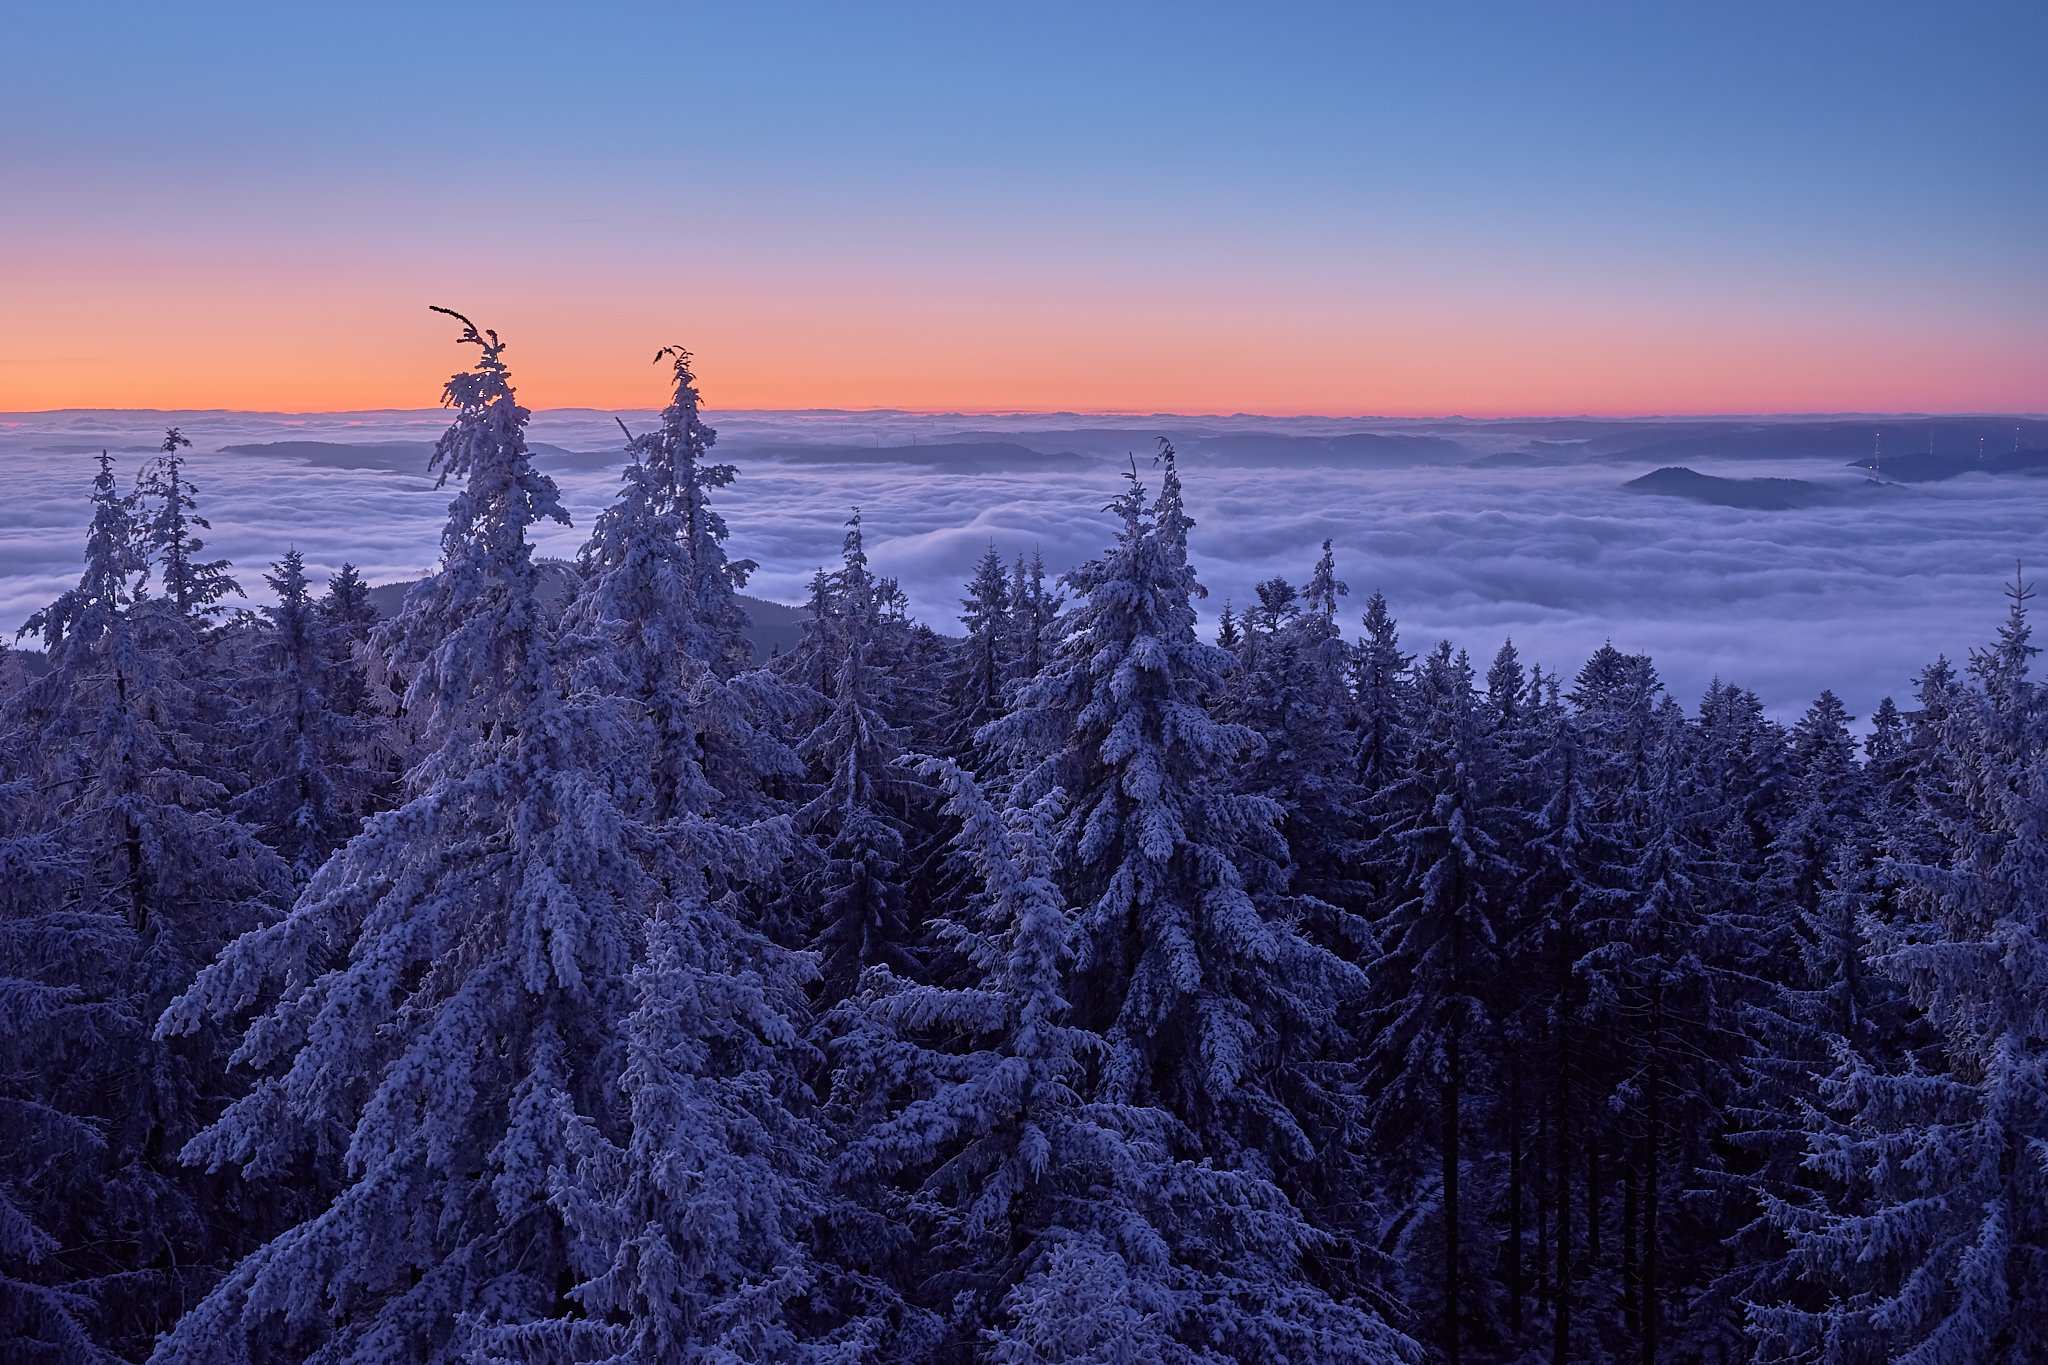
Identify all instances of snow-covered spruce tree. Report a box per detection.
[1495,689,1623,1354]
[1756,576,2048,1364]
[1707,694,1859,1355]
[133,428,243,619]
[150,312,672,1364]
[0,780,108,1365]
[1758,692,1865,938]
[946,544,1013,761]
[1587,696,1755,1365]
[1005,551,1058,687]
[793,513,930,1004]
[1352,589,1414,795]
[510,855,821,1365]
[1734,729,1935,1364]
[835,755,1414,1364]
[445,345,829,1365]
[983,447,1409,1361]
[314,563,382,721]
[560,346,801,828]
[1879,657,1966,871]
[1539,642,1680,1361]
[1247,574,1299,643]
[1359,640,1517,1365]
[824,760,1091,1359]
[1217,539,1366,950]
[318,562,378,642]
[1508,647,1676,1362]
[3,452,290,1360]
[1483,639,1524,734]
[613,345,757,675]
[787,566,843,699]
[227,549,384,884]
[1215,601,1241,651]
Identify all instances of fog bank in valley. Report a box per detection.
[6,407,2045,727]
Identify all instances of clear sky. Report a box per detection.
[3,1,2042,415]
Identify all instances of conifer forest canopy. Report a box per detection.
[4,319,2046,1363]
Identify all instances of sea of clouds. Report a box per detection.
[6,407,2047,729]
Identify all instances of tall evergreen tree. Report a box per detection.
[794,514,929,1003]
[1361,641,1516,1365]
[317,563,378,642]
[227,549,384,882]
[133,429,242,619]
[313,563,382,721]
[563,347,800,828]
[1353,590,1414,793]
[1005,551,1058,686]
[983,448,1405,1361]
[1217,541,1364,948]
[631,345,758,675]
[4,452,289,1361]
[1759,575,2048,1364]
[948,544,1014,760]
[151,312,661,1364]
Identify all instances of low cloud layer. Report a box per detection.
[6,408,2046,728]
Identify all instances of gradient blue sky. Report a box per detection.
[4,2,2042,413]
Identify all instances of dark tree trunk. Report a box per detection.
[1508,1061,1524,1333]
[1553,934,1573,1365]
[1553,1075,1572,1365]
[1642,978,1663,1365]
[1443,1017,1461,1365]
[1623,1155,1639,1334]
[1587,1138,1602,1264]
[1537,1099,1551,1309]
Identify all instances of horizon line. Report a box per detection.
[7,407,2048,424]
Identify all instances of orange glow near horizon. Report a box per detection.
[4,260,2043,418]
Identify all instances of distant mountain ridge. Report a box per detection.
[1624,466,1847,510]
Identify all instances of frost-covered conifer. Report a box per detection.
[1497,692,1620,1351]
[595,346,757,673]
[990,448,1351,1157]
[1250,575,1299,635]
[134,428,243,618]
[1218,540,1363,950]
[1753,692,1867,973]
[310,562,383,722]
[1570,644,1664,800]
[1215,601,1240,651]
[1733,699,1929,1365]
[152,313,662,1364]
[1361,641,1517,1364]
[982,450,1404,1360]
[1353,590,1414,791]
[513,874,819,1365]
[318,562,378,641]
[227,549,385,882]
[947,544,1014,758]
[795,514,929,1001]
[1758,575,2048,1363]
[834,759,1414,1363]
[789,566,843,698]
[1485,639,1526,733]
[1005,550,1058,685]
[1594,698,1750,1363]
[4,452,289,1359]
[563,348,801,827]
[0,781,106,1364]
[826,761,1097,1356]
